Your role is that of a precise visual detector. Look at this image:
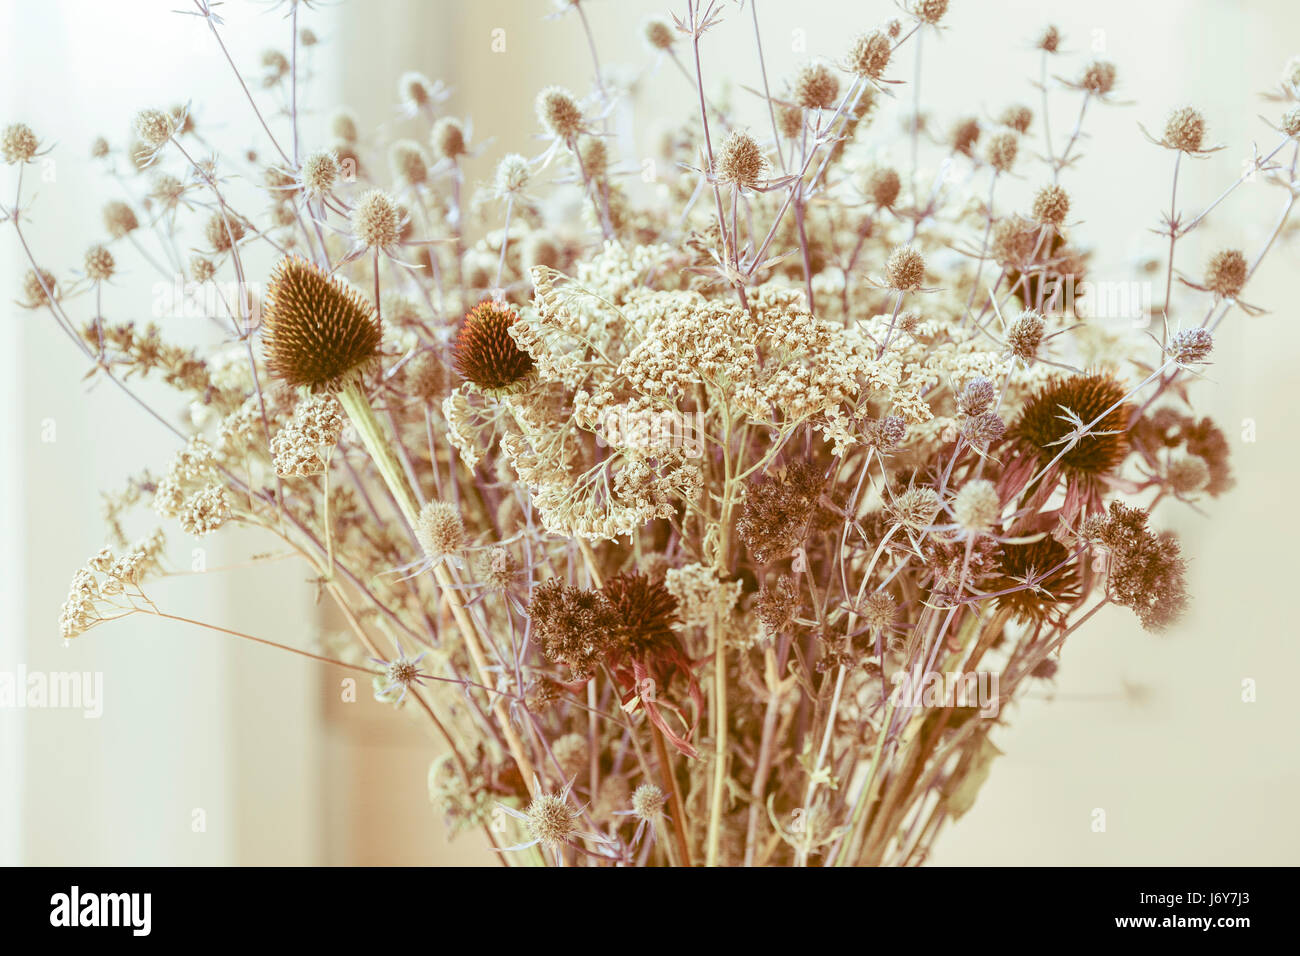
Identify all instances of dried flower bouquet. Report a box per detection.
[9,0,1300,865]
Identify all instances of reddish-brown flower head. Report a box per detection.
[452,302,535,392]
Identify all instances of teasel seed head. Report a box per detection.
[2,123,39,164]
[453,302,536,393]
[103,200,139,239]
[644,17,675,51]
[848,31,892,79]
[431,117,467,160]
[795,62,840,110]
[631,783,667,821]
[865,166,901,207]
[957,377,997,417]
[1169,327,1213,366]
[1163,106,1206,152]
[415,501,466,561]
[536,86,585,141]
[84,244,115,282]
[885,245,926,291]
[1031,183,1070,226]
[351,188,402,249]
[1007,308,1046,361]
[262,255,382,392]
[999,104,1033,134]
[1080,60,1117,96]
[986,130,1019,172]
[953,479,1001,534]
[716,129,767,189]
[524,792,578,846]
[1204,248,1247,298]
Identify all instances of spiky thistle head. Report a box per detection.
[1010,373,1131,479]
[601,571,680,656]
[262,255,382,392]
[452,302,536,393]
[992,535,1081,623]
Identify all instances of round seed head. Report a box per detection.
[330,109,359,144]
[351,189,402,249]
[644,17,675,51]
[453,302,536,392]
[861,591,896,634]
[1031,183,1070,226]
[302,149,340,195]
[90,136,110,159]
[950,116,981,156]
[999,104,1033,134]
[191,256,216,283]
[415,500,466,560]
[1282,106,1300,139]
[956,377,997,417]
[716,129,767,189]
[911,0,949,25]
[1203,248,1247,298]
[962,411,1007,448]
[103,200,139,238]
[205,212,245,253]
[431,117,467,159]
[536,86,584,140]
[133,108,174,148]
[777,104,804,139]
[795,62,840,110]
[953,479,1001,534]
[1163,106,1206,152]
[631,783,667,820]
[1080,60,1117,95]
[1166,455,1210,494]
[404,350,448,402]
[991,214,1037,266]
[889,486,941,529]
[986,130,1019,172]
[524,792,578,846]
[20,267,56,308]
[494,153,531,196]
[389,139,429,185]
[848,31,892,79]
[2,123,39,164]
[84,244,115,281]
[884,245,926,291]
[551,733,588,780]
[1036,25,1061,53]
[1007,308,1046,361]
[262,255,382,392]
[1169,327,1213,365]
[399,71,436,111]
[865,166,901,207]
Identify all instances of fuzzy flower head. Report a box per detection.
[884,245,926,292]
[1282,106,1300,139]
[911,0,949,25]
[957,377,997,417]
[452,302,536,393]
[1031,184,1070,226]
[864,166,901,207]
[415,500,467,562]
[83,244,115,282]
[302,149,340,196]
[1036,25,1061,53]
[1203,249,1247,299]
[952,479,1001,535]
[389,140,429,185]
[1168,327,1213,367]
[1006,308,1045,362]
[2,122,40,164]
[631,783,667,821]
[19,267,56,309]
[644,17,675,52]
[794,62,840,110]
[999,104,1033,134]
[536,86,585,141]
[716,129,768,189]
[986,131,1018,172]
[133,108,175,148]
[493,154,531,198]
[350,189,403,250]
[1078,60,1117,96]
[262,255,382,392]
[848,31,892,79]
[1163,106,1206,152]
[103,200,139,239]
[431,117,468,160]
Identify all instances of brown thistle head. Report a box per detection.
[262,255,382,392]
[452,302,536,393]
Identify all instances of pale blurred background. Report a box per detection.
[2,0,1297,865]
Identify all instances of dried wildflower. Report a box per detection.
[631,783,667,821]
[602,571,680,655]
[301,149,340,197]
[398,71,442,114]
[330,109,359,144]
[864,166,901,208]
[737,460,826,565]
[1036,25,1061,53]
[950,117,981,156]
[536,86,585,141]
[83,244,115,282]
[178,483,231,536]
[1162,106,1206,152]
[756,575,798,638]
[863,415,908,450]
[991,536,1080,623]
[999,104,1033,134]
[350,189,402,250]
[261,50,290,86]
[103,200,140,239]
[848,31,892,79]
[431,117,468,160]
[1031,184,1070,226]
[271,394,345,477]
[1079,60,1117,96]
[522,791,578,846]
[262,255,382,392]
[415,501,466,561]
[1166,455,1209,495]
[1086,502,1188,630]
[665,562,742,629]
[1203,249,1247,298]
[860,591,896,635]
[375,653,427,704]
[777,104,804,139]
[953,479,1001,534]
[403,350,448,402]
[493,153,531,197]
[2,122,40,163]
[204,212,245,253]
[884,245,926,291]
[132,108,174,148]
[89,136,109,159]
[644,17,675,52]
[551,733,588,781]
[1168,327,1212,366]
[716,129,767,189]
[1006,308,1045,362]
[795,62,840,110]
[191,256,216,283]
[452,302,535,393]
[1282,106,1300,139]
[991,214,1038,267]
[389,140,429,186]
[985,130,1018,172]
[888,486,941,530]
[911,0,949,25]
[962,411,1007,449]
[529,579,616,680]
[957,377,997,417]
[476,546,520,592]
[19,267,57,309]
